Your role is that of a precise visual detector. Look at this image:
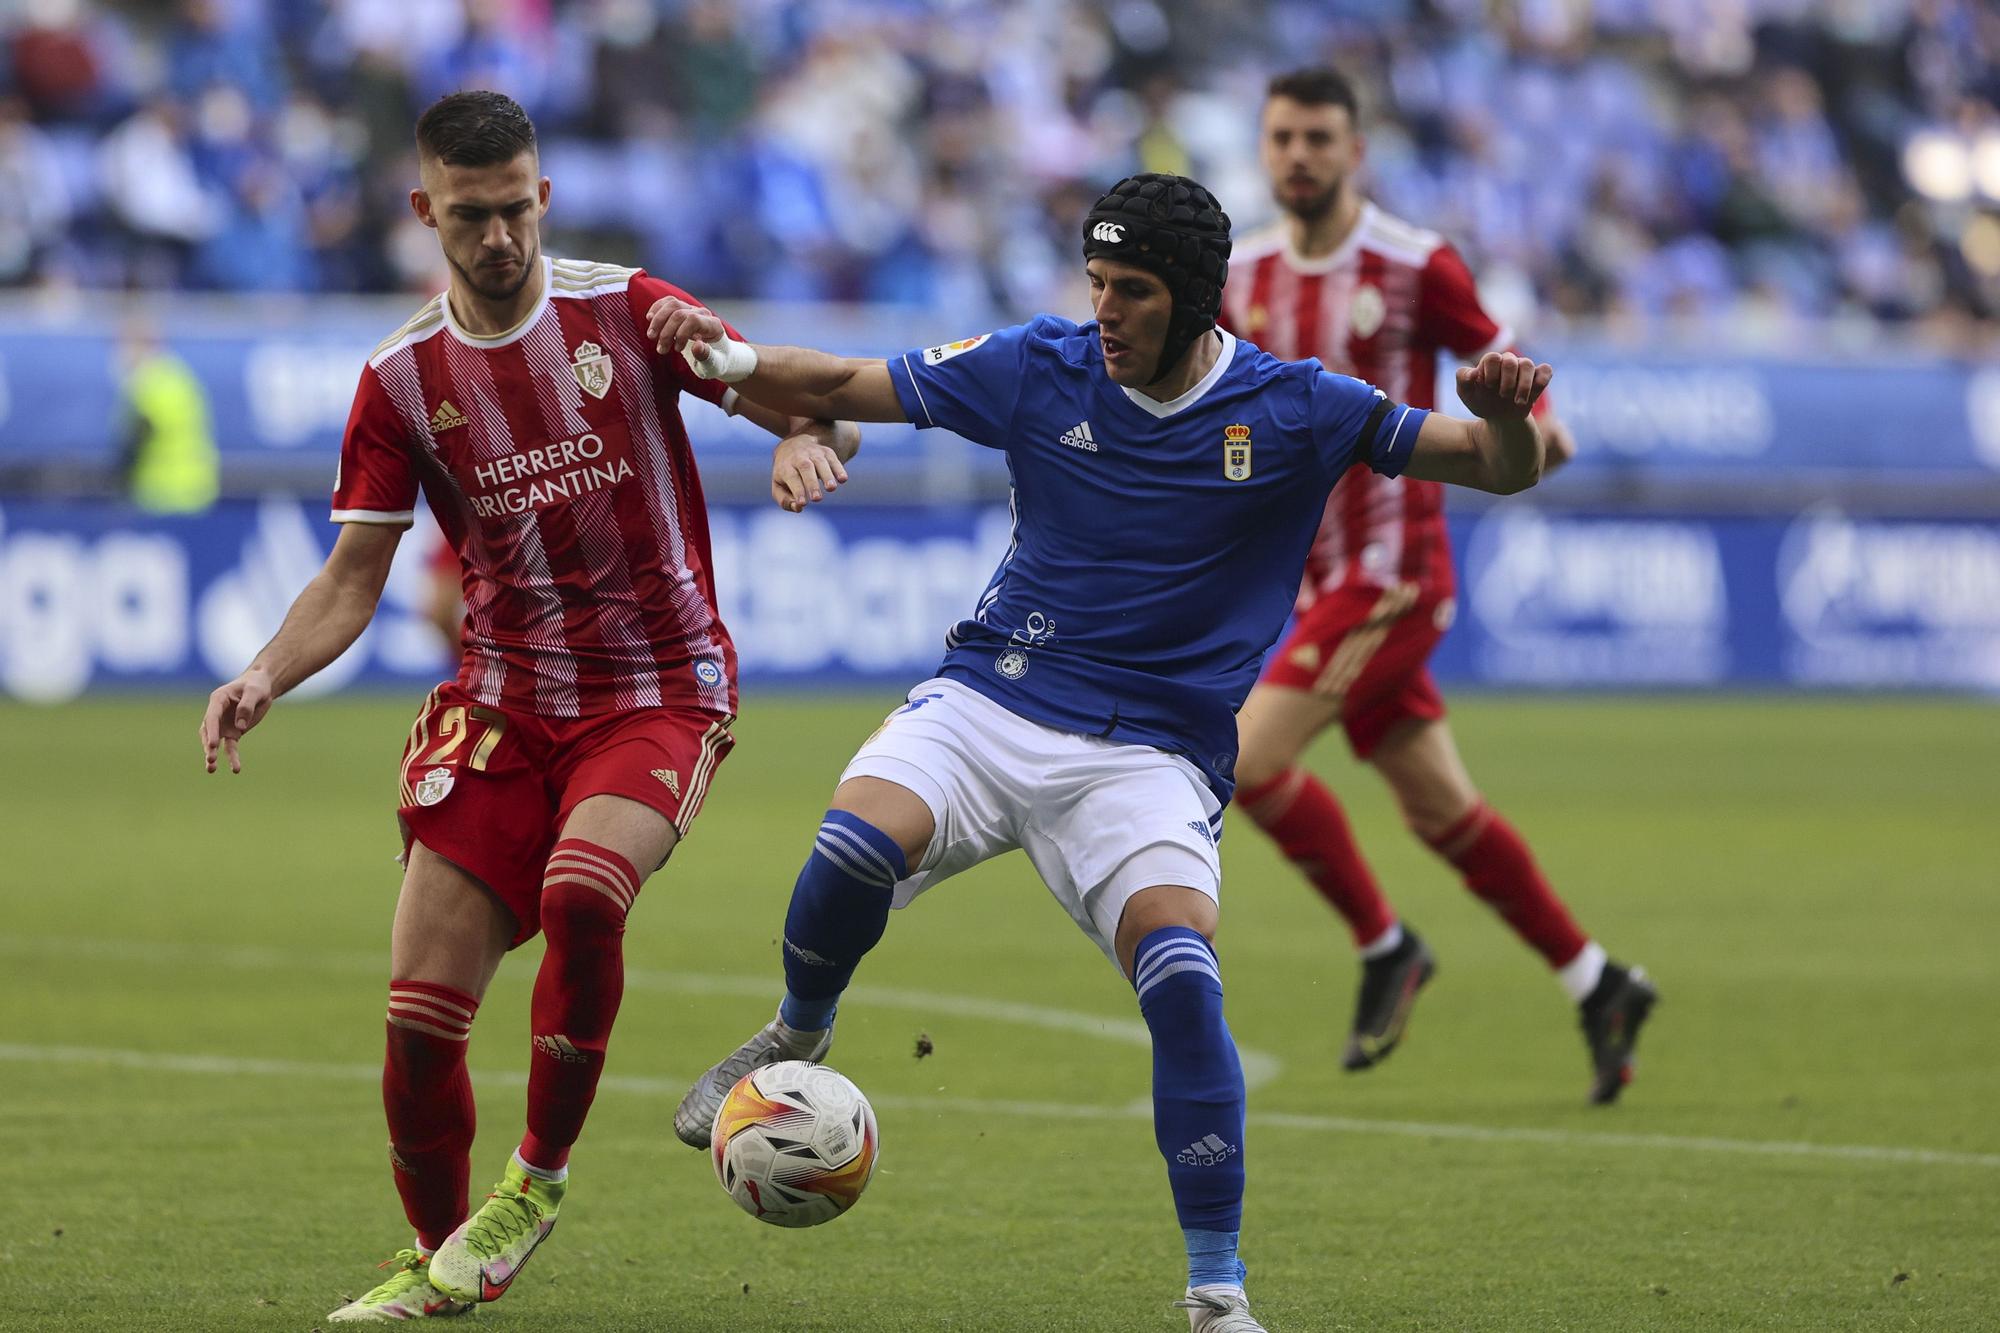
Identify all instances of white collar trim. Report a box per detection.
[443,257,552,350]
[1119,329,1237,418]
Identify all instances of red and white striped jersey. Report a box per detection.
[1221,202,1512,601]
[331,257,738,718]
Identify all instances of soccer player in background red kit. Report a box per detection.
[1222,69,1657,1103]
[197,92,858,1322]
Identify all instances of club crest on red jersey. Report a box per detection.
[1349,284,1386,339]
[571,341,613,399]
[1223,424,1252,481]
[414,766,455,806]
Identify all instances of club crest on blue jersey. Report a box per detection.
[1223,424,1252,481]
[995,649,1030,679]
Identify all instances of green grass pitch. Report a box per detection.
[2,693,1996,1331]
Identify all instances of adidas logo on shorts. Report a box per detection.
[1057,420,1098,452]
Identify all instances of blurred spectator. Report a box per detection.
[0,98,72,282]
[0,0,1994,349]
[116,321,218,514]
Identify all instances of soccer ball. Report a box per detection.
[710,1060,878,1227]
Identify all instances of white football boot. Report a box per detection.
[672,1010,834,1147]
[1176,1284,1272,1332]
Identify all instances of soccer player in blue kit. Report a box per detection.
[647,174,1552,1331]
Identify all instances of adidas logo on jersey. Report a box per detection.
[1176,1133,1239,1167]
[652,768,681,797]
[1058,420,1098,452]
[534,1034,589,1064]
[430,399,470,433]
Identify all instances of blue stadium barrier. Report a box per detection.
[5,310,2000,485]
[2,498,1994,703]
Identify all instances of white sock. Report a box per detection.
[1358,921,1404,960]
[513,1149,569,1184]
[1557,941,1608,1003]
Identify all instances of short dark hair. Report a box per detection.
[416,91,537,167]
[1265,67,1360,121]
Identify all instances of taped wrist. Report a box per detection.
[683,335,759,383]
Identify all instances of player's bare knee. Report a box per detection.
[829,775,934,869]
[1391,789,1471,844]
[560,794,679,873]
[1114,885,1220,979]
[392,843,513,995]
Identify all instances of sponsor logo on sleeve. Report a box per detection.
[923,334,990,365]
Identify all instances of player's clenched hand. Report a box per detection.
[1454,351,1553,421]
[646,295,728,364]
[771,432,848,512]
[199,667,275,774]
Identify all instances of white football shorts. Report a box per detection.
[840,677,1224,968]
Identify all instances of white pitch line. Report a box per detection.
[5,1042,1996,1171]
[0,935,1282,1090]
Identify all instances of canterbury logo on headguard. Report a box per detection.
[1091,221,1125,243]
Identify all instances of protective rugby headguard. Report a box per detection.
[1081,172,1232,384]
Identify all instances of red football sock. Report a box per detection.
[1426,801,1589,968]
[520,839,641,1172]
[384,981,479,1252]
[1238,768,1397,949]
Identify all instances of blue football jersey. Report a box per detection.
[886,317,1428,800]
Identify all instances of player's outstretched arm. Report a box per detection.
[198,522,402,774]
[725,395,864,512]
[646,295,907,425]
[1402,351,1553,495]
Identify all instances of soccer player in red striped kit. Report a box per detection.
[198,92,858,1321]
[1222,68,1656,1103]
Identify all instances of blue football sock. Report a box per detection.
[776,811,906,1032]
[1133,926,1248,1290]
[1186,1229,1246,1291]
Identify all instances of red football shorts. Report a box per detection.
[1259,580,1454,759]
[395,682,735,947]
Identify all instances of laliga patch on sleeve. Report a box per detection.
[923,334,990,365]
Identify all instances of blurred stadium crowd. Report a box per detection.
[2,0,1996,349]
